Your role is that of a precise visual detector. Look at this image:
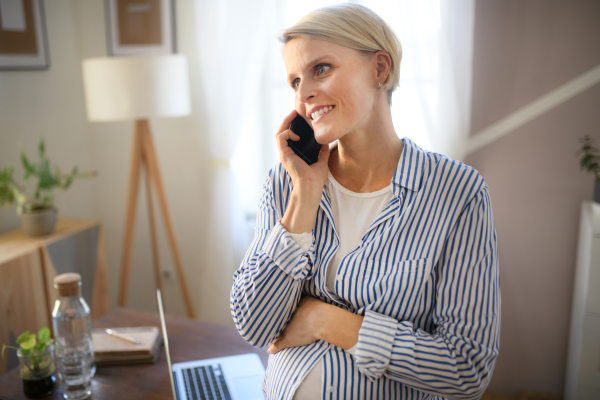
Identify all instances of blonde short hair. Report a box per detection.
[280,3,402,103]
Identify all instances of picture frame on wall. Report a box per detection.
[106,0,175,56]
[0,0,50,70]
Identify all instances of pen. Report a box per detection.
[105,329,140,344]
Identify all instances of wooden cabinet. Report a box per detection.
[0,219,110,376]
[565,202,600,399]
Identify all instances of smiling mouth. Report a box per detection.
[310,106,334,121]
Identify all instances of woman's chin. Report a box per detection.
[314,129,339,146]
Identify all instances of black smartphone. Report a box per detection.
[287,114,321,165]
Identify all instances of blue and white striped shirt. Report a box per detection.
[231,138,500,400]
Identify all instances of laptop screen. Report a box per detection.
[157,289,179,400]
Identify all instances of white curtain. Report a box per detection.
[193,0,276,323]
[193,0,474,322]
[368,0,475,161]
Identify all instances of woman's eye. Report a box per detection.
[316,64,330,75]
[292,80,300,90]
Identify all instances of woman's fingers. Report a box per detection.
[276,129,300,148]
[266,296,325,355]
[268,337,285,354]
[276,129,302,162]
[276,109,298,135]
[317,144,330,163]
[275,110,302,160]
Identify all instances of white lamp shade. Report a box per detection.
[82,55,191,122]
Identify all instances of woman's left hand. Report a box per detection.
[268,296,324,354]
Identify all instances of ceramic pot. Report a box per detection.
[20,208,57,236]
[17,345,56,398]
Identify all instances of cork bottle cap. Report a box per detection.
[54,273,81,297]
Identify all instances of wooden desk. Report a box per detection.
[0,308,268,400]
[0,219,111,376]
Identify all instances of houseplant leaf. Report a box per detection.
[38,327,50,341]
[17,333,37,350]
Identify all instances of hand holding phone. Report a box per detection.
[287,115,321,165]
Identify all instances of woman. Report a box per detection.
[231,4,499,400]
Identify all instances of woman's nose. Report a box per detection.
[297,80,316,103]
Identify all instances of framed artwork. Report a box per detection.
[106,0,175,56]
[0,0,49,70]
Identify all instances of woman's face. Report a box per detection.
[283,37,379,145]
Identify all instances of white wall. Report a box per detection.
[0,0,231,325]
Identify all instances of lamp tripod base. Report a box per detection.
[118,119,195,319]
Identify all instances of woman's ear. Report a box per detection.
[374,51,392,84]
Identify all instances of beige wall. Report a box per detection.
[0,1,228,325]
[466,0,600,395]
[0,0,95,232]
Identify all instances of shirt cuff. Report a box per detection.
[260,221,315,280]
[355,309,398,380]
[288,231,313,253]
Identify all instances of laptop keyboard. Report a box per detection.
[181,364,232,400]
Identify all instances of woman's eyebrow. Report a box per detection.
[287,56,331,84]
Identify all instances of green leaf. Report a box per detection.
[16,331,30,344]
[39,138,45,158]
[18,333,37,350]
[38,327,50,341]
[21,151,34,180]
[34,342,45,351]
[0,166,18,207]
[581,154,594,168]
[38,338,54,347]
[6,138,95,210]
[2,344,20,359]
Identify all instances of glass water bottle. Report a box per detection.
[51,273,95,400]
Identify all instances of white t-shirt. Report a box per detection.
[289,170,395,399]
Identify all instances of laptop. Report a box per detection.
[157,289,266,400]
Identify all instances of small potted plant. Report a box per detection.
[2,327,57,398]
[0,138,95,236]
[578,135,600,204]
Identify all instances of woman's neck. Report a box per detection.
[328,104,403,193]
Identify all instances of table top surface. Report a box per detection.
[0,308,268,400]
[0,219,100,264]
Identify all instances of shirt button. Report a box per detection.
[327,386,334,393]
[336,275,342,281]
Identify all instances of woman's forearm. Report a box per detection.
[317,302,364,350]
[280,183,323,234]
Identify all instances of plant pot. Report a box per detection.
[595,180,600,204]
[17,345,56,398]
[20,208,57,236]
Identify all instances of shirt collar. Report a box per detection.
[328,136,426,193]
[392,137,426,192]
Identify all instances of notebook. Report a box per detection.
[156,289,265,400]
[92,327,162,365]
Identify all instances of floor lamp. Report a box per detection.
[82,55,195,318]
